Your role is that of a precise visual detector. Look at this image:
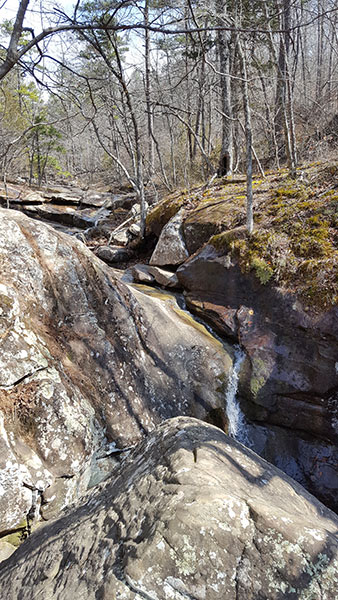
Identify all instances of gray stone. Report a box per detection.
[130,264,179,288]
[110,228,130,245]
[128,222,141,236]
[148,265,180,288]
[131,264,155,283]
[150,208,189,266]
[96,244,130,263]
[0,209,233,532]
[0,542,16,564]
[0,417,337,599]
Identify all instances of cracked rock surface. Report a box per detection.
[0,209,233,533]
[0,417,337,599]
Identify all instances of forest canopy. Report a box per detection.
[0,0,337,201]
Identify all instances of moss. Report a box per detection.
[173,307,224,349]
[210,226,247,252]
[250,375,267,399]
[251,257,274,284]
[274,182,308,200]
[149,160,337,310]
[131,284,175,302]
[146,195,184,235]
[2,519,29,547]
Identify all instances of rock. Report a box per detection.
[150,208,189,266]
[0,209,233,532]
[147,265,180,288]
[128,222,141,236]
[131,264,155,283]
[96,245,130,264]
[130,264,179,288]
[0,417,337,599]
[110,193,136,210]
[146,193,184,237]
[23,203,99,229]
[110,228,130,245]
[177,242,338,511]
[0,416,33,532]
[0,542,15,563]
[130,201,148,218]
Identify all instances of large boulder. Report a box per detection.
[150,209,189,266]
[177,243,338,511]
[0,417,337,599]
[0,209,233,534]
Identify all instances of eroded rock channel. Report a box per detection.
[0,195,337,597]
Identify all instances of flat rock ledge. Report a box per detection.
[0,417,337,600]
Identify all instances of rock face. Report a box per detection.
[0,209,233,534]
[177,243,338,511]
[0,417,337,600]
[150,209,189,266]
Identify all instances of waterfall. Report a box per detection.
[225,347,250,446]
[174,293,251,446]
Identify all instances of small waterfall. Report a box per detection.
[225,347,250,446]
[173,294,251,446]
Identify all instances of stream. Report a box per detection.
[147,288,251,447]
[224,347,251,445]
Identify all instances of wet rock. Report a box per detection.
[0,417,337,599]
[150,208,189,266]
[0,209,233,532]
[177,243,338,510]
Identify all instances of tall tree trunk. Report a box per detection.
[144,0,154,176]
[216,0,233,177]
[274,0,291,163]
[237,38,253,234]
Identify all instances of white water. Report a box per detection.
[225,347,250,446]
[173,294,251,446]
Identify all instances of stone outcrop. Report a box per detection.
[177,243,338,511]
[0,417,337,599]
[0,209,233,535]
[0,182,117,233]
[150,209,189,266]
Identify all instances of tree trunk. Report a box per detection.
[237,38,253,234]
[144,0,154,176]
[216,0,233,177]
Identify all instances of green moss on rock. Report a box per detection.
[146,195,184,236]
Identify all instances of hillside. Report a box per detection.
[147,161,338,309]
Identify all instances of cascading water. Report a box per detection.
[225,346,251,446]
[173,293,251,446]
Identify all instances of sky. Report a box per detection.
[0,0,75,29]
[0,0,145,69]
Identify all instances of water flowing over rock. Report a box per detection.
[177,243,338,511]
[225,346,249,443]
[0,208,233,534]
[0,417,337,599]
